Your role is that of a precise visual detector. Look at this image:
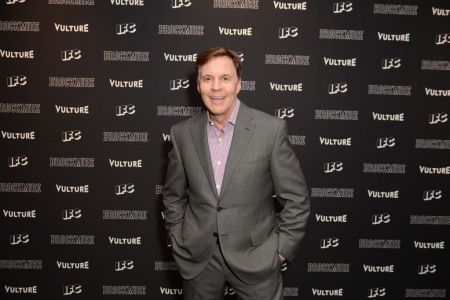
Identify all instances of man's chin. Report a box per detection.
[205,104,225,114]
[208,110,224,117]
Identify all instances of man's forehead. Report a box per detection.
[199,70,234,76]
[199,65,236,76]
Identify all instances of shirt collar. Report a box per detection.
[207,99,240,126]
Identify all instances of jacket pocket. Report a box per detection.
[250,226,271,246]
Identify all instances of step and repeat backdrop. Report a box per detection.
[1,0,449,299]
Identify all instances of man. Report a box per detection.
[163,47,310,300]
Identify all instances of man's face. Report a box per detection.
[197,56,241,121]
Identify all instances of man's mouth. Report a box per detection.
[210,96,225,101]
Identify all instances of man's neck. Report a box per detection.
[210,114,229,131]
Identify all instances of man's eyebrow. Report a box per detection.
[201,73,232,77]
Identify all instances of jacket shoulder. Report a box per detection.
[245,105,284,128]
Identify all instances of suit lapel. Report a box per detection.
[219,103,255,198]
[189,112,219,198]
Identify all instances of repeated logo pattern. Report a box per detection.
[1,1,449,299]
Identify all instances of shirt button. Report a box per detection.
[217,161,221,165]
[216,184,221,189]
[218,138,222,142]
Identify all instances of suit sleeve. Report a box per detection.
[163,127,188,236]
[270,120,310,262]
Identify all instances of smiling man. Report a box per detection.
[163,47,310,300]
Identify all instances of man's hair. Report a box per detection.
[196,47,242,79]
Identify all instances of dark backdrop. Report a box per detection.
[1,0,449,299]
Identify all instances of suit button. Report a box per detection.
[213,232,218,237]
[217,206,223,212]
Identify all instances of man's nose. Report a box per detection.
[211,79,222,90]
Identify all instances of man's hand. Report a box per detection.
[279,254,288,271]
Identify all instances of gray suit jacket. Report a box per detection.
[163,102,310,284]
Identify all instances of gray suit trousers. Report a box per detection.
[182,242,283,300]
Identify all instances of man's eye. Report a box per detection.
[223,77,230,81]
